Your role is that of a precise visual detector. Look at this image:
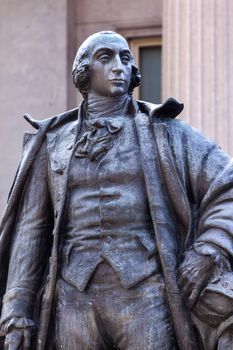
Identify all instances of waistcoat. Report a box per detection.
[60,114,160,291]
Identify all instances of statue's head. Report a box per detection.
[72,31,141,99]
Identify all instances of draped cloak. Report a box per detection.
[1,98,233,349]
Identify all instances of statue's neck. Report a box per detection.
[87,93,130,119]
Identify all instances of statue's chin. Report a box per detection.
[106,87,128,97]
[88,86,129,99]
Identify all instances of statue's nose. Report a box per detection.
[112,56,123,73]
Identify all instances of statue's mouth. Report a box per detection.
[109,78,125,82]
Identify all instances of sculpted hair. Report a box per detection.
[72,47,91,100]
[72,40,141,100]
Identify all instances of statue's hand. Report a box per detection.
[4,328,31,350]
[178,249,215,309]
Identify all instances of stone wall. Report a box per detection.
[0,0,71,214]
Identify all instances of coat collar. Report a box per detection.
[137,97,184,120]
[22,97,183,131]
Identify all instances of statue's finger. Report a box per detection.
[23,328,31,350]
[187,276,206,309]
[187,287,201,309]
[182,280,193,300]
[5,330,23,350]
[177,275,185,293]
[178,268,190,285]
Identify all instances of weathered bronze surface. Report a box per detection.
[0,31,233,349]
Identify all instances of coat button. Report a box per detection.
[103,223,111,230]
[56,168,63,175]
[104,236,112,243]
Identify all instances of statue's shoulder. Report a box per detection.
[137,98,214,144]
[23,106,80,133]
[19,106,80,158]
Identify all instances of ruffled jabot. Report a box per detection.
[75,94,131,161]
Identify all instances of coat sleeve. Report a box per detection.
[0,140,54,331]
[171,120,233,258]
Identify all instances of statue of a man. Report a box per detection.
[1,31,233,350]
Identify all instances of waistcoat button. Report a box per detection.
[103,223,111,230]
[104,236,112,243]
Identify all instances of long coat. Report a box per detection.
[1,98,233,350]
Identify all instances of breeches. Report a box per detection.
[54,262,177,350]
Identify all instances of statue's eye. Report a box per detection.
[121,55,130,64]
[99,54,111,63]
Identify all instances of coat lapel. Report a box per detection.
[46,120,78,175]
[152,123,193,249]
[134,110,198,350]
[37,107,83,350]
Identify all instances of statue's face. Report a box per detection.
[89,34,132,97]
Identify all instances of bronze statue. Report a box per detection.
[0,31,233,350]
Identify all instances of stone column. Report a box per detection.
[162,0,233,155]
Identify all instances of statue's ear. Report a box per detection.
[153,98,184,119]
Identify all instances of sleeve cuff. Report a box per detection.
[195,229,233,257]
[0,317,36,336]
[0,288,36,324]
[193,242,231,270]
[193,242,221,258]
